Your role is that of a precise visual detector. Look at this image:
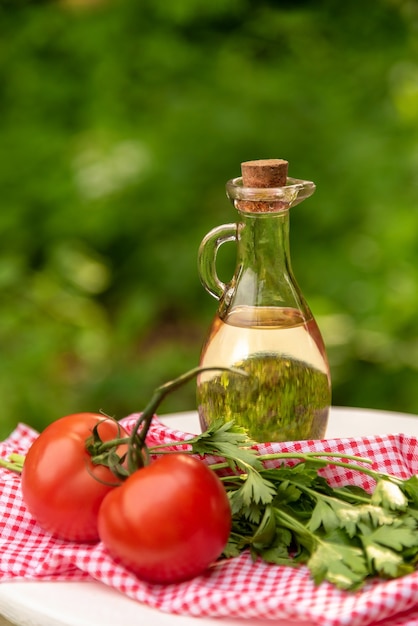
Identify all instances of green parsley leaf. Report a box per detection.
[187,419,263,472]
[251,505,277,548]
[308,541,368,590]
[360,522,418,553]
[227,468,277,515]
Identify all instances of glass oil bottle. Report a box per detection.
[196,159,331,443]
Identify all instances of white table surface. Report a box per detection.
[1,406,418,626]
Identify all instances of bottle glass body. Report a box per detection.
[197,176,331,443]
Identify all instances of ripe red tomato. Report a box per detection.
[98,453,231,583]
[21,413,128,542]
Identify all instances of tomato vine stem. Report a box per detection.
[126,366,247,475]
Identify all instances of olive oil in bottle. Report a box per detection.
[198,305,330,442]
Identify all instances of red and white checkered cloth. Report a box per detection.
[2,416,418,626]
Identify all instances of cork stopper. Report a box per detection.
[236,158,289,213]
[241,159,288,188]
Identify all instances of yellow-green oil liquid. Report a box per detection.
[197,306,331,443]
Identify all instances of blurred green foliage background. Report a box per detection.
[1,0,418,438]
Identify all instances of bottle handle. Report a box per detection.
[198,223,237,300]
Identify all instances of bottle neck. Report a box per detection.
[223,209,310,316]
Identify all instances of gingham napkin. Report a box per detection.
[2,416,418,626]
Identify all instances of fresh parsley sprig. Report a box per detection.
[164,420,418,591]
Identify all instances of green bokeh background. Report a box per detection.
[1,0,417,438]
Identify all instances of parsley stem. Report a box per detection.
[332,487,371,504]
[256,451,391,483]
[258,451,373,465]
[273,506,317,550]
[208,461,231,471]
[208,452,377,482]
[148,442,192,452]
[0,453,25,473]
